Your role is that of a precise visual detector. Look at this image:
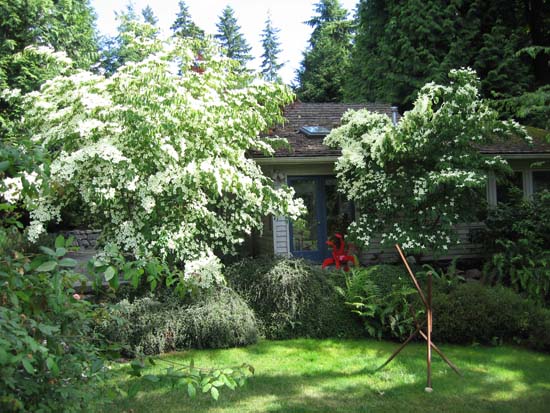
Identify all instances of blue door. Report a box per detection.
[288,176,354,262]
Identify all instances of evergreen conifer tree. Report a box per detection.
[214,5,252,65]
[260,12,284,82]
[171,0,205,39]
[141,5,158,26]
[295,0,352,102]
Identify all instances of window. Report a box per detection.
[533,171,550,194]
[299,126,331,137]
[496,171,523,204]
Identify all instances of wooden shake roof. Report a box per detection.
[252,102,550,158]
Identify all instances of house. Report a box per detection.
[250,101,550,263]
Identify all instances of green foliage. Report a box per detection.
[171,0,205,39]
[214,6,252,65]
[225,256,361,339]
[100,287,259,356]
[296,0,352,102]
[431,282,538,346]
[99,4,161,75]
[141,5,158,26]
[0,234,110,413]
[341,265,420,340]
[482,191,550,303]
[346,0,549,117]
[10,33,299,291]
[260,12,284,82]
[0,0,98,137]
[125,356,254,401]
[327,69,526,254]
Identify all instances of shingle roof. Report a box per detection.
[479,127,550,155]
[253,101,395,158]
[252,102,550,158]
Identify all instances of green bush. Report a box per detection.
[482,191,550,303]
[0,235,109,413]
[431,282,533,345]
[225,256,362,339]
[526,306,550,352]
[101,286,259,356]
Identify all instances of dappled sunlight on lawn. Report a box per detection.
[107,339,550,413]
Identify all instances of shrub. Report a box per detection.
[482,191,550,303]
[100,286,259,356]
[526,306,550,352]
[0,235,109,413]
[431,282,533,345]
[225,256,362,339]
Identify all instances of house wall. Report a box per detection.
[253,156,550,263]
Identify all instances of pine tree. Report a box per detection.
[171,0,204,39]
[141,5,158,26]
[296,0,352,102]
[260,12,284,82]
[214,5,252,65]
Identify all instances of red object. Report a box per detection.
[322,233,357,271]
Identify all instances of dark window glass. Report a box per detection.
[325,178,354,240]
[533,171,550,193]
[290,178,318,252]
[496,171,523,204]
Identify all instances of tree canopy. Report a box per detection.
[295,0,353,102]
[5,36,302,290]
[171,0,205,39]
[260,12,284,82]
[214,5,253,66]
[345,0,550,128]
[326,69,527,254]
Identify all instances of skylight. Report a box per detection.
[299,126,331,137]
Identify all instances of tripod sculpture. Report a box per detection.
[377,244,462,391]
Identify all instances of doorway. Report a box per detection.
[288,176,354,262]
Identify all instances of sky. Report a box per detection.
[91,0,359,84]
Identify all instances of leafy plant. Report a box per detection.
[482,191,550,303]
[0,234,111,413]
[6,32,302,291]
[125,357,254,401]
[326,68,527,255]
[99,286,259,356]
[339,265,421,340]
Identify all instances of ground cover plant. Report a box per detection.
[106,338,550,413]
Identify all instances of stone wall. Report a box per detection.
[59,229,100,249]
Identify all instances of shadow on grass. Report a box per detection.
[106,341,550,413]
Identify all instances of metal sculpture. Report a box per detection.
[377,244,462,391]
[322,233,357,271]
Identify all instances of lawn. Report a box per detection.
[106,339,550,413]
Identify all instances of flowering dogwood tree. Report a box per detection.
[325,69,528,254]
[3,36,302,288]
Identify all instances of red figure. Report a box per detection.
[322,233,357,272]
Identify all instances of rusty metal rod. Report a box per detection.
[426,271,433,390]
[376,328,419,371]
[417,330,463,376]
[395,244,428,308]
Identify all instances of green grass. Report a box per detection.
[106,339,550,413]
